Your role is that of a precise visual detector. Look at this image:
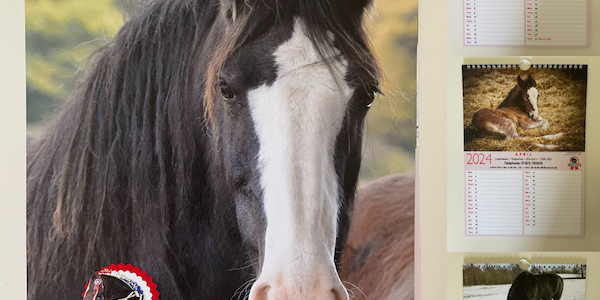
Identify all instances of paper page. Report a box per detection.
[462,64,586,237]
[462,0,588,48]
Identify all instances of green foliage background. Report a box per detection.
[361,0,417,181]
[26,0,124,124]
[25,0,417,182]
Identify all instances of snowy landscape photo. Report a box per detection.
[463,263,586,300]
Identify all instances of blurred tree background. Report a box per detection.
[361,0,417,181]
[25,0,417,183]
[26,0,124,125]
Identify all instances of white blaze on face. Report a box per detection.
[527,87,540,119]
[246,18,353,299]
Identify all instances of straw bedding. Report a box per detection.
[463,68,587,152]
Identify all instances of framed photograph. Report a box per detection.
[463,262,586,300]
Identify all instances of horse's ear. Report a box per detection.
[526,74,536,87]
[218,0,281,23]
[336,0,375,18]
[517,76,527,89]
[219,0,374,23]
[218,0,248,23]
[345,0,374,10]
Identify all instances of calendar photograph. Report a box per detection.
[463,65,587,152]
[463,263,586,300]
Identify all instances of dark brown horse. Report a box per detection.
[507,271,563,300]
[26,0,381,299]
[464,75,563,146]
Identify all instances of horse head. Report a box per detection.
[517,75,539,120]
[27,1,380,299]
[507,271,564,300]
[205,1,380,299]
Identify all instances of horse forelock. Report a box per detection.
[203,0,380,131]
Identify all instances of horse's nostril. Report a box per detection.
[332,287,350,300]
[250,283,270,300]
[249,278,348,300]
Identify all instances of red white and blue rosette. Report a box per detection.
[84,263,159,300]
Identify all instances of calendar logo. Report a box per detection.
[568,156,581,170]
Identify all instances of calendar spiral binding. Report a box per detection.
[463,254,588,264]
[465,64,585,70]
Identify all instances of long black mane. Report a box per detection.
[28,1,214,298]
[27,0,378,299]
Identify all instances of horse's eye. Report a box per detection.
[364,91,374,107]
[365,85,382,109]
[219,81,236,100]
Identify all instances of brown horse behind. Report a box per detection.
[465,75,563,146]
[341,172,414,300]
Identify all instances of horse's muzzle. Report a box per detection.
[529,112,540,120]
[248,263,349,300]
[249,277,349,300]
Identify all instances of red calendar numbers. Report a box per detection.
[465,0,588,47]
[466,153,492,165]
